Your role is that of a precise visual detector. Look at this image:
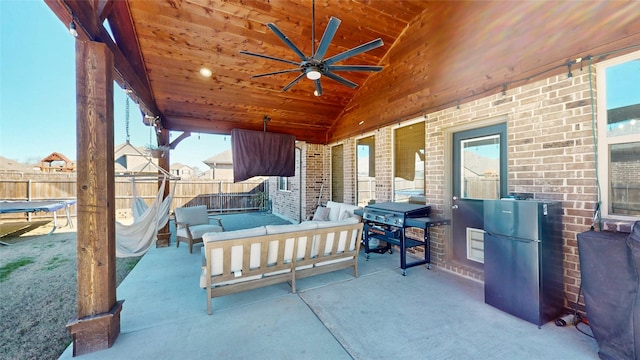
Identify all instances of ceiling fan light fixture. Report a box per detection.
[306,67,322,80]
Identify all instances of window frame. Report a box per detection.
[277,176,291,192]
[596,49,640,220]
[356,133,376,206]
[392,118,426,203]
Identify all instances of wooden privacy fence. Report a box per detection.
[465,178,499,199]
[0,175,268,221]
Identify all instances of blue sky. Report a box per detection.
[0,1,230,170]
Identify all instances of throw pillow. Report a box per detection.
[312,206,330,221]
[338,208,351,221]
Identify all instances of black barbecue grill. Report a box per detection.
[358,202,450,275]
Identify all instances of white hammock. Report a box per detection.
[116,177,175,258]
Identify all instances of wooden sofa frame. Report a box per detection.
[204,222,364,314]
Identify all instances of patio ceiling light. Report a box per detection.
[199,67,213,77]
[69,20,78,37]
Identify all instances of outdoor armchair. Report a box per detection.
[174,205,224,253]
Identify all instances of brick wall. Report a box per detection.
[270,65,634,311]
[269,147,301,223]
[421,68,600,304]
[304,143,328,218]
[343,138,356,205]
[375,127,393,202]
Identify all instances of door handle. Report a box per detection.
[451,205,459,209]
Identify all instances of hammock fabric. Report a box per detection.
[115,177,174,258]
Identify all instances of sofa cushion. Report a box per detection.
[266,222,318,262]
[311,217,362,255]
[203,227,268,277]
[174,205,209,226]
[326,201,342,221]
[325,201,362,222]
[265,222,318,234]
[339,203,362,221]
[203,226,266,242]
[178,224,222,239]
[314,217,360,228]
[312,206,331,221]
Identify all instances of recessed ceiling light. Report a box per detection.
[199,67,212,77]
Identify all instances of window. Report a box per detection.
[357,135,375,206]
[460,134,501,200]
[394,122,425,202]
[278,176,291,191]
[597,50,640,218]
[331,144,344,202]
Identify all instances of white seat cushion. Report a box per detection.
[203,226,266,242]
[204,227,267,276]
[312,206,330,221]
[325,201,362,222]
[326,201,342,222]
[177,224,222,239]
[339,203,362,221]
[266,222,318,262]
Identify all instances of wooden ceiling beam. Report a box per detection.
[162,115,327,144]
[97,0,113,22]
[45,0,161,121]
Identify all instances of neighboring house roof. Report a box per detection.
[170,163,191,170]
[114,142,147,159]
[40,152,75,172]
[114,142,158,174]
[203,149,232,166]
[0,156,34,172]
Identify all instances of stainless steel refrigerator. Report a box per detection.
[483,199,564,326]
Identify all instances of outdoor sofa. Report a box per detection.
[201,201,363,314]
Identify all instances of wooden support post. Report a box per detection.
[67,40,122,356]
[156,128,171,247]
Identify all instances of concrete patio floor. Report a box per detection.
[60,212,600,359]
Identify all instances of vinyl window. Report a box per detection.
[393,121,425,202]
[597,50,640,218]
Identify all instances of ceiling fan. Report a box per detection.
[240,1,384,96]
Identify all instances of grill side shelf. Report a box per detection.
[362,222,432,275]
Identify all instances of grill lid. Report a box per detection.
[364,202,430,215]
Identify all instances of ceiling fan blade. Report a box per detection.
[267,23,307,61]
[251,69,302,78]
[314,79,323,96]
[326,65,384,72]
[282,73,306,92]
[313,17,341,61]
[240,51,300,66]
[324,38,384,65]
[322,70,358,89]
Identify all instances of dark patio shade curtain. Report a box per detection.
[231,129,295,182]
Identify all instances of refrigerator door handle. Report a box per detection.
[489,232,540,243]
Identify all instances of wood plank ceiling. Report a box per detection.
[47,1,640,144]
